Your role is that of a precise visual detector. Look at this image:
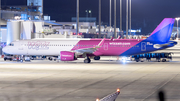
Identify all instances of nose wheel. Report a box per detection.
[84,58,91,63]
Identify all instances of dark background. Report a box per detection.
[1,0,180,34]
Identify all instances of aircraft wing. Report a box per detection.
[72,38,105,55]
[73,46,101,54]
[96,89,120,101]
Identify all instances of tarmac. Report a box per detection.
[0,57,180,101]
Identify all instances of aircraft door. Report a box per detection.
[18,42,23,50]
[141,42,146,51]
[104,43,108,50]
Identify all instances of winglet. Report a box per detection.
[98,38,106,47]
[110,37,114,41]
[117,36,121,39]
[96,89,120,101]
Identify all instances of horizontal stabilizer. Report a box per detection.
[153,41,177,49]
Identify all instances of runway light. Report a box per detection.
[117,88,120,92]
[96,98,100,101]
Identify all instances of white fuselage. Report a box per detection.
[3,38,89,56]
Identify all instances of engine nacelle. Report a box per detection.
[60,51,76,61]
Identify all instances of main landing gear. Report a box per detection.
[94,56,100,60]
[84,57,91,63]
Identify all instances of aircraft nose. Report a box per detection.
[2,47,9,54]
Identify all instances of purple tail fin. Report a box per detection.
[146,18,175,43]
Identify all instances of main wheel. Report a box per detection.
[84,59,89,63]
[162,59,166,62]
[136,59,139,62]
[84,58,91,63]
[48,57,53,61]
[94,56,100,60]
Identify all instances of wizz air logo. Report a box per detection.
[28,41,50,50]
[109,42,131,45]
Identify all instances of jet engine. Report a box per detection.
[60,51,76,61]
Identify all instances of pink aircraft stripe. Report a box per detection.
[93,39,143,56]
[71,39,144,56]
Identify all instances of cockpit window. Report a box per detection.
[9,43,14,46]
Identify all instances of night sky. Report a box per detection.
[1,0,180,34]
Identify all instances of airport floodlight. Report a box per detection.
[76,0,79,35]
[110,0,112,27]
[114,0,117,38]
[89,10,91,13]
[129,0,131,36]
[126,0,128,39]
[99,0,101,38]
[175,17,180,21]
[120,0,122,31]
[175,17,180,40]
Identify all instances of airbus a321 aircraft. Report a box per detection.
[3,18,177,63]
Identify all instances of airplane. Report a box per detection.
[2,18,177,63]
[96,89,120,101]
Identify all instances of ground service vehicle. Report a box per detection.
[4,54,13,61]
[131,52,173,62]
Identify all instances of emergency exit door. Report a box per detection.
[104,43,108,50]
[141,42,146,51]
